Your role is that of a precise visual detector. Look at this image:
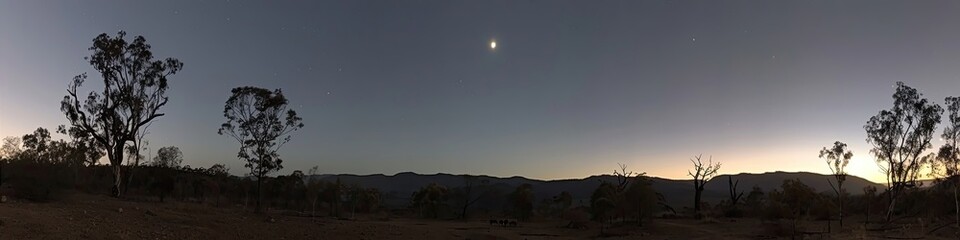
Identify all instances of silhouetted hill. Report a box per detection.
[309,171,883,209]
[706,171,885,195]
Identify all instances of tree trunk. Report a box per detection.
[124,150,141,195]
[637,198,643,227]
[255,175,263,213]
[864,196,870,225]
[953,186,960,227]
[885,195,897,222]
[108,144,126,198]
[694,185,703,218]
[111,149,124,198]
[838,182,843,229]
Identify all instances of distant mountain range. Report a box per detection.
[309,171,885,209]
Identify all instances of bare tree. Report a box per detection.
[688,154,720,217]
[864,82,942,221]
[728,175,743,206]
[218,86,304,213]
[614,163,636,192]
[819,141,853,229]
[60,31,183,197]
[931,96,960,227]
[456,176,491,219]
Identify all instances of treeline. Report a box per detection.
[0,142,383,217]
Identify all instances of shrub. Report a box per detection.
[5,161,71,202]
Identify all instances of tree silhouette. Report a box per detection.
[21,127,51,163]
[411,183,449,218]
[509,183,535,220]
[455,176,492,219]
[728,176,744,205]
[864,82,942,221]
[553,191,573,218]
[0,136,23,160]
[56,125,103,167]
[688,154,720,218]
[152,146,183,168]
[218,86,303,213]
[207,164,230,177]
[819,141,853,228]
[624,175,657,226]
[769,179,821,234]
[590,181,617,234]
[55,125,104,183]
[0,136,22,187]
[124,122,151,194]
[932,96,960,227]
[60,31,183,197]
[305,166,323,216]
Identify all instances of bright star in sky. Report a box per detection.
[490,40,496,49]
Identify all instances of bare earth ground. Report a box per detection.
[1,193,958,239]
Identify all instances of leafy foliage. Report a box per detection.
[60,30,182,197]
[152,146,183,168]
[411,183,449,218]
[864,82,942,221]
[509,183,535,220]
[218,86,303,212]
[819,141,853,227]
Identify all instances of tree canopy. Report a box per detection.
[60,31,183,197]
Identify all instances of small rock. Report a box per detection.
[0,195,6,203]
[145,210,157,216]
[118,208,124,213]
[268,217,276,223]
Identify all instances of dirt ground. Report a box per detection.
[0,193,957,239]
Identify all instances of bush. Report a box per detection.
[723,206,744,218]
[4,161,72,202]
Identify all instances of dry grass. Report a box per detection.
[1,193,958,239]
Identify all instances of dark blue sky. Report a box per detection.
[2,1,960,181]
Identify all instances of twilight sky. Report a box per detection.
[2,1,960,183]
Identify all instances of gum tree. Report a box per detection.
[218,86,303,213]
[819,141,853,228]
[864,82,942,221]
[61,31,182,197]
[932,96,960,226]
